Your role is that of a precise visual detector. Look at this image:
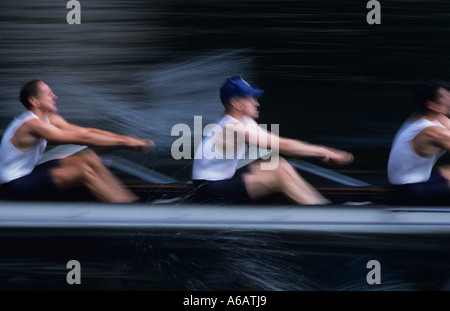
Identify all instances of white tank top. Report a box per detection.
[388,117,446,185]
[192,114,251,181]
[0,111,49,184]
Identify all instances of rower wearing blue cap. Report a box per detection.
[192,76,353,205]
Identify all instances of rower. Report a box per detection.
[192,76,354,205]
[0,80,154,202]
[388,80,450,205]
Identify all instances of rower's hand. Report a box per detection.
[128,138,155,154]
[321,147,354,165]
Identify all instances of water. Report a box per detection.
[2,228,450,291]
[2,0,450,292]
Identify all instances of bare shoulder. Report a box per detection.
[11,117,56,149]
[47,112,67,126]
[24,116,57,134]
[436,114,450,130]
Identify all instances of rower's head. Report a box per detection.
[415,80,450,115]
[20,80,58,112]
[220,76,264,119]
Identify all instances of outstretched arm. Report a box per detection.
[278,137,353,165]
[28,113,154,153]
[50,114,128,139]
[236,121,353,165]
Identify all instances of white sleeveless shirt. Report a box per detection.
[192,114,251,181]
[388,117,446,185]
[0,111,49,184]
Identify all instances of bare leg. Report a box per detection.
[243,157,329,205]
[50,149,138,203]
[64,150,137,200]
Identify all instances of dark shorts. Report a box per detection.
[0,159,61,201]
[392,170,450,206]
[192,166,251,204]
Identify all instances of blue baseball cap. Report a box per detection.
[220,76,264,102]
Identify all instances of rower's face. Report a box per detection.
[240,96,260,119]
[34,82,58,112]
[435,87,450,116]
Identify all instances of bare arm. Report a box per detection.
[27,114,154,153]
[413,126,450,157]
[235,121,353,165]
[49,114,128,140]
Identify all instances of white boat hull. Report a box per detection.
[1,201,450,235]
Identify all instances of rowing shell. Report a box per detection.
[1,145,448,235]
[0,183,449,234]
[1,198,450,234]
